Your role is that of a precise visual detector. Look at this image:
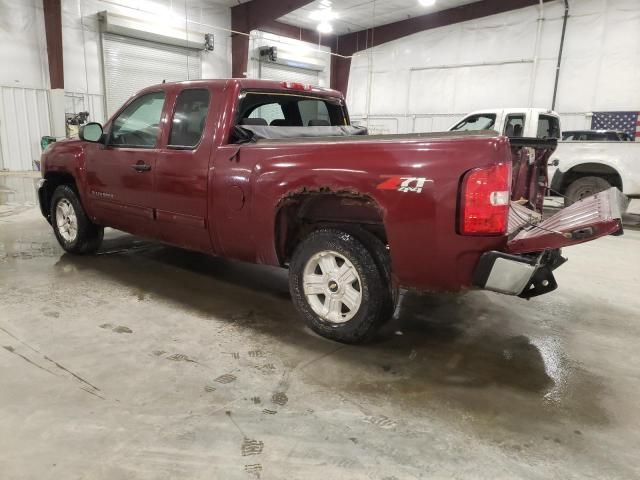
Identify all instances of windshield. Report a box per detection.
[451,114,497,132]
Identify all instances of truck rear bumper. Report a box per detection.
[473,250,567,299]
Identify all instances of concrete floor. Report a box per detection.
[1,172,640,480]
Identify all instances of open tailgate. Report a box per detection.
[507,187,628,254]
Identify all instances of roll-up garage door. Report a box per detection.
[259,62,319,86]
[102,33,201,117]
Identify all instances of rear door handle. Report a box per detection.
[132,162,152,172]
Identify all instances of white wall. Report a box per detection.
[347,0,640,134]
[0,0,232,170]
[0,0,51,171]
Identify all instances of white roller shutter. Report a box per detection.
[102,34,201,117]
[259,62,319,86]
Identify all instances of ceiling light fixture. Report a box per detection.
[309,8,338,21]
[418,0,436,6]
[317,21,333,33]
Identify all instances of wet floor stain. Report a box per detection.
[241,438,264,456]
[203,385,216,392]
[99,323,133,334]
[363,415,397,430]
[167,353,197,363]
[214,373,237,384]
[255,364,276,374]
[271,392,288,406]
[244,463,262,478]
[113,326,132,334]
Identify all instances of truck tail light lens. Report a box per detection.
[460,162,512,235]
[281,81,312,91]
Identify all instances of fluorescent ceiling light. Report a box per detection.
[418,0,436,6]
[316,22,333,33]
[309,8,338,21]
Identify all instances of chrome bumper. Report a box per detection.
[473,250,567,299]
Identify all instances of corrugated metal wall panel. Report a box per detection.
[0,86,51,171]
[102,33,201,117]
[259,62,319,85]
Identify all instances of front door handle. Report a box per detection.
[132,162,152,172]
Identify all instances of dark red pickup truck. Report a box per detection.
[37,79,627,343]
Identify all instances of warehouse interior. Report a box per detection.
[1,0,640,478]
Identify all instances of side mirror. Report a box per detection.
[79,122,104,143]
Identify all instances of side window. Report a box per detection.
[249,103,285,125]
[536,115,560,139]
[168,89,210,148]
[504,114,525,137]
[298,100,330,126]
[110,92,165,147]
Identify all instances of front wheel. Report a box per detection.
[50,185,103,254]
[289,229,394,344]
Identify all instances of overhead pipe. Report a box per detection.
[551,0,569,110]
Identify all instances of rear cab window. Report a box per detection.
[504,114,525,137]
[236,91,348,128]
[537,115,560,139]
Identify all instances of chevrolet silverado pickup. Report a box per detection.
[38,80,627,343]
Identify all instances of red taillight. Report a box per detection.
[460,162,512,235]
[281,81,312,91]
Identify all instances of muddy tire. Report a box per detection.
[289,228,394,344]
[50,185,103,254]
[564,176,611,206]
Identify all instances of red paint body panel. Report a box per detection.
[39,79,621,295]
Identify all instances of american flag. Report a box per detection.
[591,111,639,141]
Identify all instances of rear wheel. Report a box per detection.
[564,176,611,206]
[289,228,394,344]
[50,185,103,254]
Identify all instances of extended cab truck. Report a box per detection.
[450,108,640,204]
[38,80,627,344]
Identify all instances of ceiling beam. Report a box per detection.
[331,0,555,94]
[231,0,322,78]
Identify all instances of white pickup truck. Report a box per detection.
[449,108,640,204]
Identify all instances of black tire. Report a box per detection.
[289,228,394,344]
[50,184,103,254]
[564,176,611,206]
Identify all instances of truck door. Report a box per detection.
[154,88,213,253]
[85,91,166,237]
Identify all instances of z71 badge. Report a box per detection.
[377,176,431,193]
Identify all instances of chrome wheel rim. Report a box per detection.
[303,250,362,324]
[55,199,78,242]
